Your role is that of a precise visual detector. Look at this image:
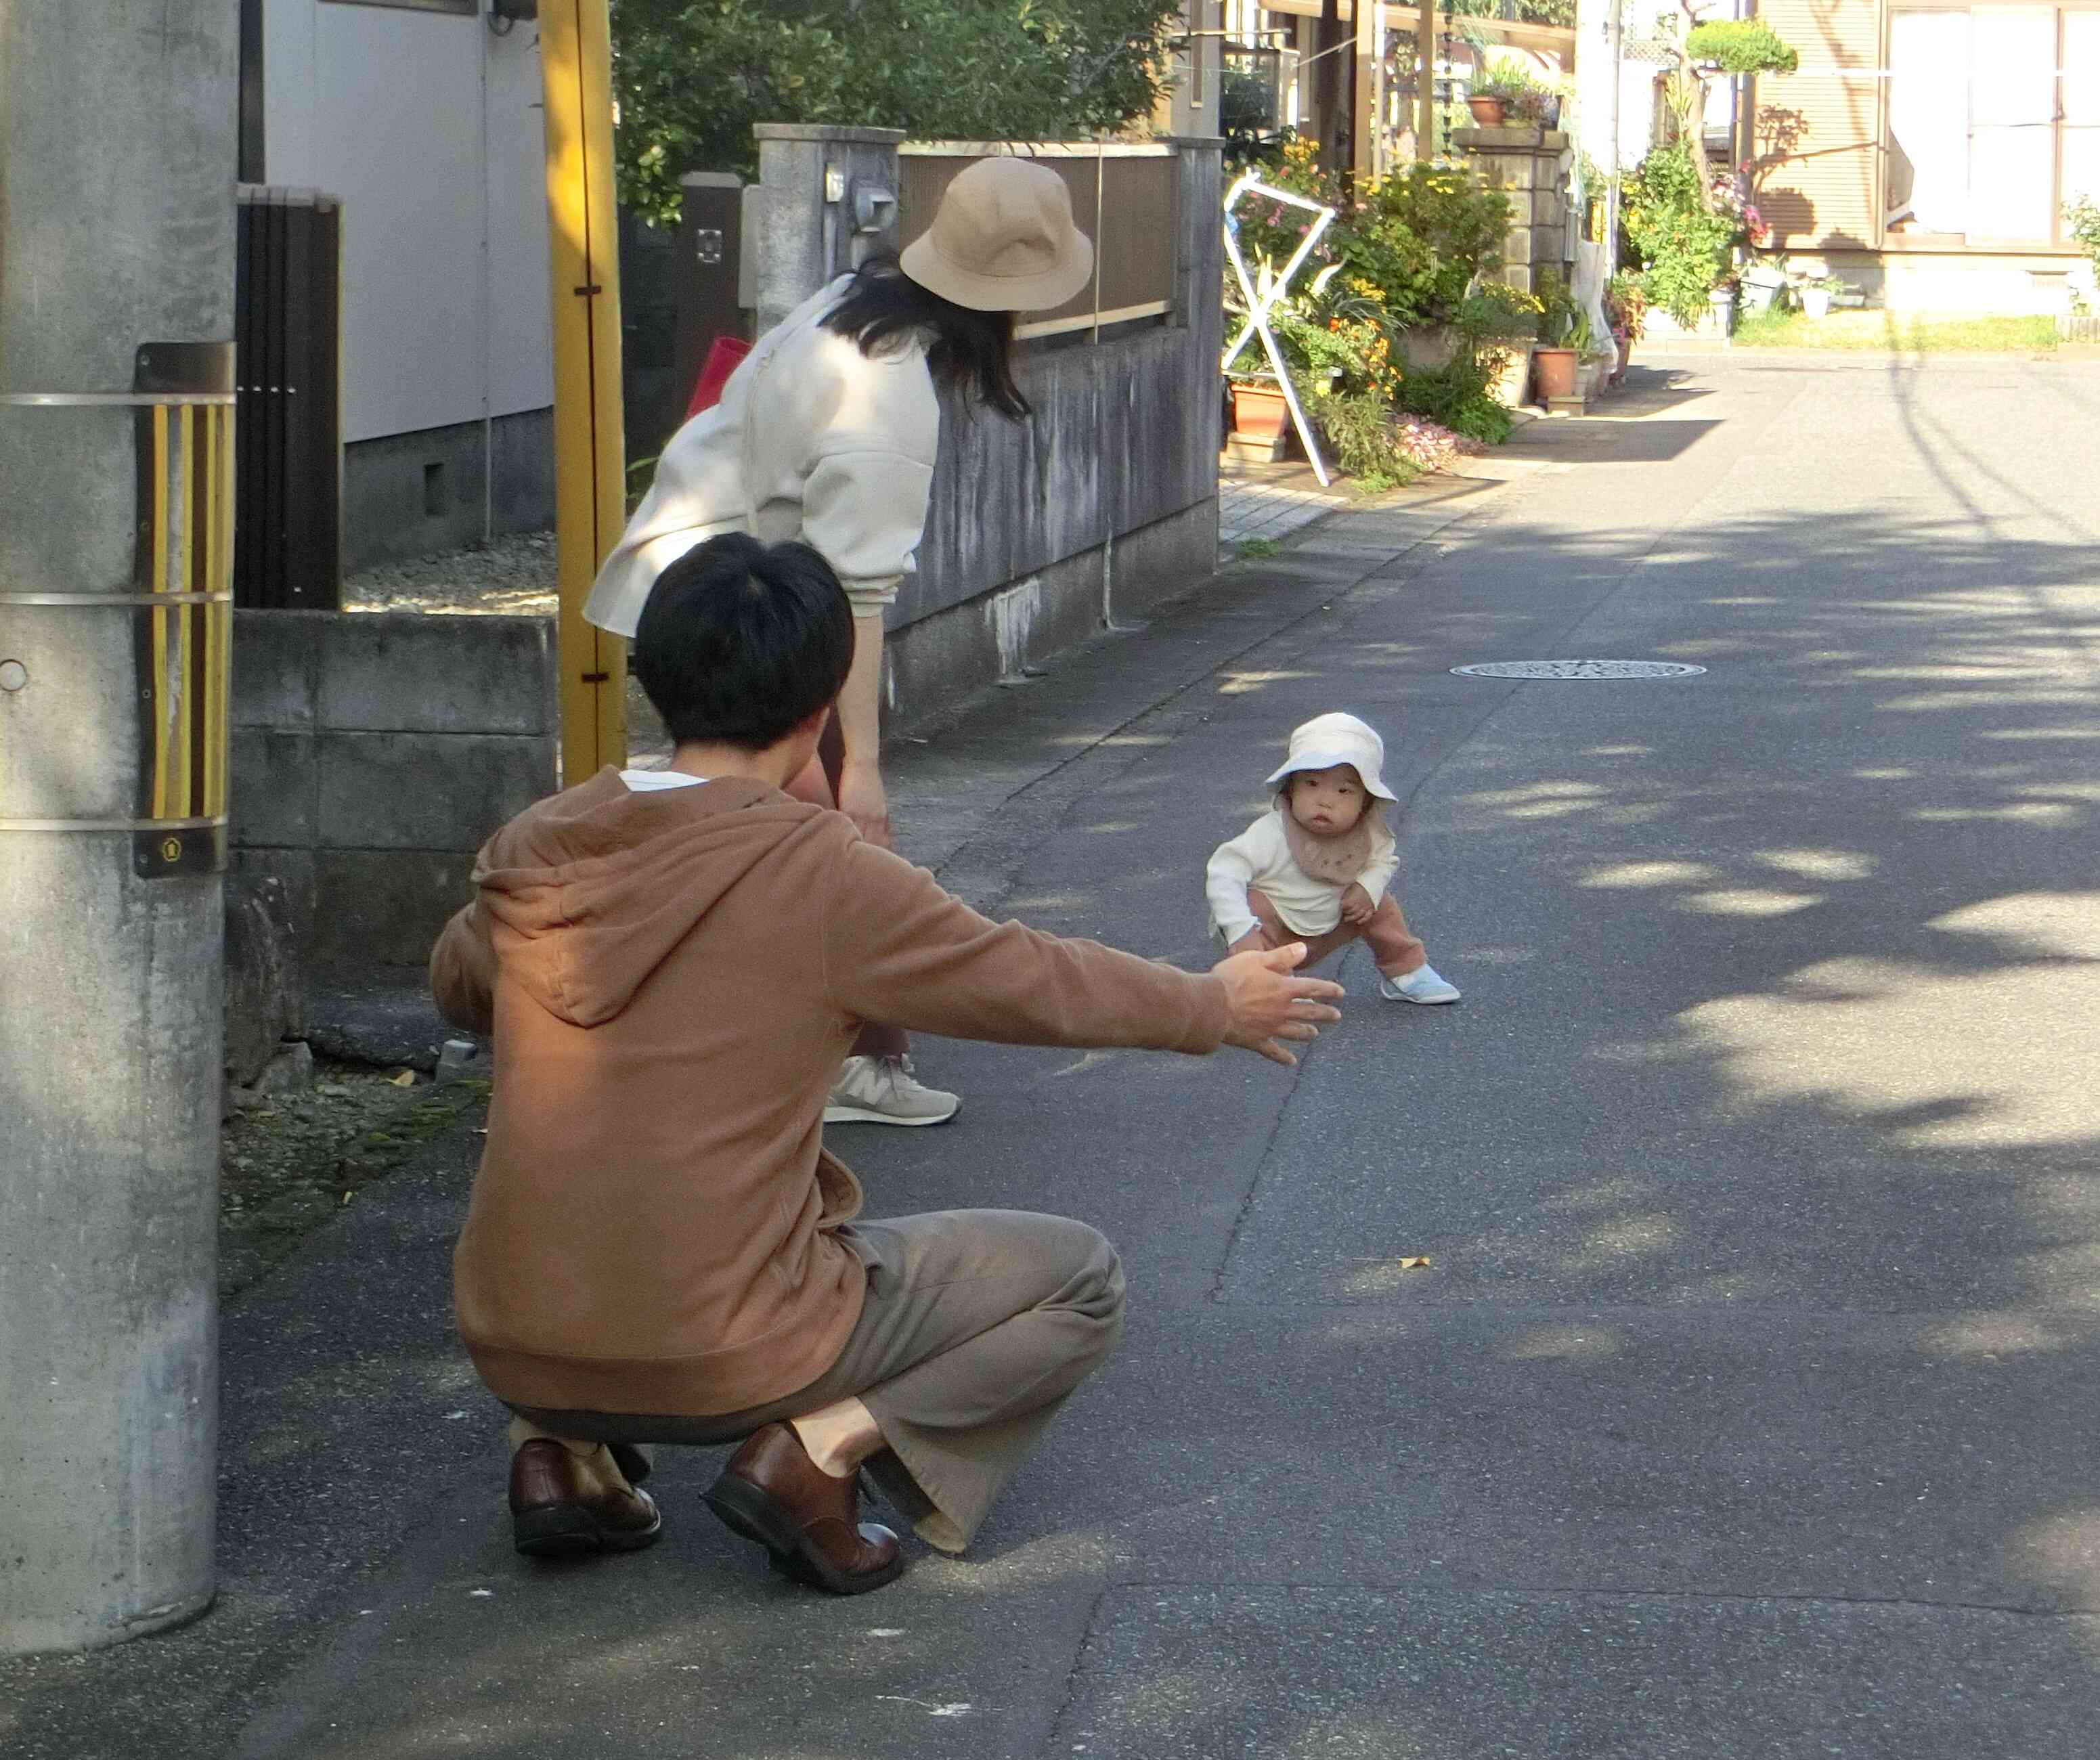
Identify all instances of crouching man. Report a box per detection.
[430,533,1342,1594]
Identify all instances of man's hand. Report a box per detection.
[1212,942,1344,1067]
[1339,882,1375,927]
[837,760,893,850]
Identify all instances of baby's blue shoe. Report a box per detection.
[1380,964,1460,1005]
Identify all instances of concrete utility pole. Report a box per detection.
[0,3,238,1653]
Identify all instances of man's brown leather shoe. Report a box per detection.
[509,1438,663,1558]
[703,1422,905,1594]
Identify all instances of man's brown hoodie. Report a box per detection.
[431,770,1229,1421]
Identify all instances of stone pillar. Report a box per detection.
[1451,126,1573,296]
[741,125,906,336]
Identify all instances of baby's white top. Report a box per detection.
[1205,807,1399,942]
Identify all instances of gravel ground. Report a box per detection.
[342,529,557,617]
[219,1065,486,1299]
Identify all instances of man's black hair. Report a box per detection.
[632,534,855,751]
[823,255,1032,421]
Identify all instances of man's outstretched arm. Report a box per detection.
[823,838,1341,1065]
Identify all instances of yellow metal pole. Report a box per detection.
[540,0,628,780]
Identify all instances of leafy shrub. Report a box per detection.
[2069,195,2100,277]
[1269,286,1403,402]
[1622,141,1740,326]
[1459,282,1544,340]
[1684,20,1800,76]
[1313,392,1424,493]
[1339,164,1511,329]
[611,0,1183,224]
[1394,349,1514,445]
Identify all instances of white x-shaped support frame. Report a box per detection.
[1222,173,1339,487]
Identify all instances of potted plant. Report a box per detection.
[1531,270,1581,403]
[1460,282,1544,407]
[1227,377,1291,439]
[1801,275,1845,319]
[1470,58,1550,130]
[1466,61,1526,128]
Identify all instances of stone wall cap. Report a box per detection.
[680,171,744,189]
[1451,127,1569,150]
[753,123,909,145]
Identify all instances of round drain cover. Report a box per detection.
[1451,659,1707,681]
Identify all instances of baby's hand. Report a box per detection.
[1340,883,1375,927]
[1228,929,1269,958]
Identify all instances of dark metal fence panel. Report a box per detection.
[234,185,342,609]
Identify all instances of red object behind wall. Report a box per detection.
[686,335,753,420]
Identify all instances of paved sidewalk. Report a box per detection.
[1217,455,1351,548]
[9,357,2100,1760]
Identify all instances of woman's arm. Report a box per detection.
[833,611,891,846]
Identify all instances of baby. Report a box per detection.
[1206,711,1460,1005]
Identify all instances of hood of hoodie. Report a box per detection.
[472,768,835,1028]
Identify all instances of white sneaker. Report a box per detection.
[1380,964,1461,1005]
[823,1055,961,1126]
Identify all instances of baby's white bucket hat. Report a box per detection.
[1264,712,1397,803]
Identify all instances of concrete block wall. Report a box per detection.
[1453,127,1575,297]
[229,611,556,985]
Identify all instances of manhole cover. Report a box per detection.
[1451,659,1707,680]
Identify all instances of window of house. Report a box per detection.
[1887,5,2100,246]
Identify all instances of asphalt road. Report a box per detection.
[7,353,2099,1759]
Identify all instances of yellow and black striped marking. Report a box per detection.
[131,344,236,879]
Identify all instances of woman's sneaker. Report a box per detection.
[1380,964,1461,1005]
[824,1055,961,1126]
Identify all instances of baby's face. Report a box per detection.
[1287,765,1368,836]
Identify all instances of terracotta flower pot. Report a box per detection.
[1612,329,1631,384]
[1229,382,1290,440]
[1533,345,1579,403]
[1466,95,1508,127]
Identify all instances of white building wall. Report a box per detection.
[261,1,552,444]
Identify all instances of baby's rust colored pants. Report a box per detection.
[1242,885,1426,977]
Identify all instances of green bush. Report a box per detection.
[1458,282,1544,340]
[2069,195,2100,281]
[1622,141,1739,326]
[1313,393,1424,493]
[1339,164,1511,329]
[1684,20,1800,76]
[610,0,1183,225]
[1394,349,1514,445]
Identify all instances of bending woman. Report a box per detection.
[584,157,1090,1129]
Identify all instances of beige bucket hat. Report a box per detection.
[1264,712,1399,802]
[900,156,1095,313]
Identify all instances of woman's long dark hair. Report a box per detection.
[822,255,1031,422]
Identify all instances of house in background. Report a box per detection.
[1753,2,2099,312]
[242,0,555,573]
